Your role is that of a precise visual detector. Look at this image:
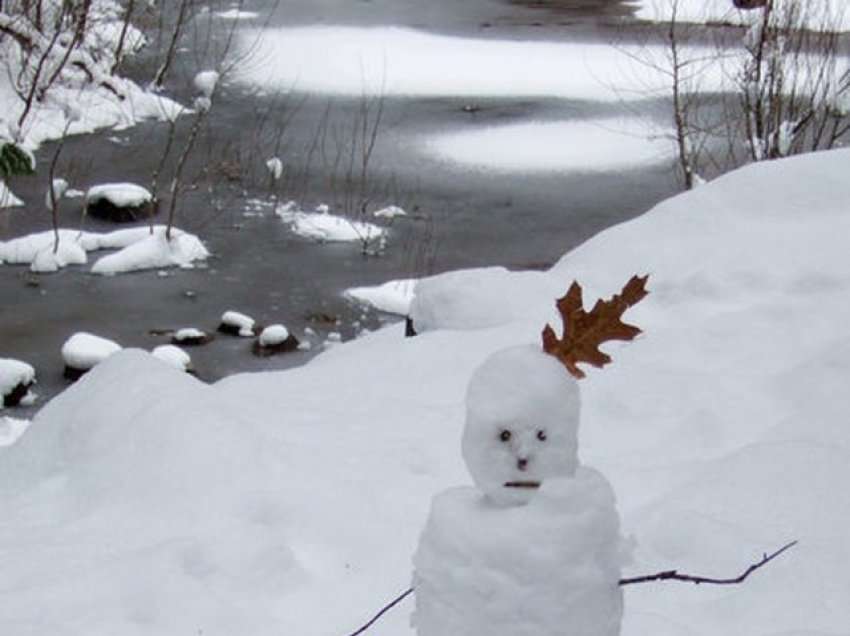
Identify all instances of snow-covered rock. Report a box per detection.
[0,359,35,407]
[193,71,220,99]
[85,183,153,223]
[172,327,213,346]
[61,332,121,379]
[254,325,299,357]
[90,227,208,274]
[373,205,406,219]
[152,345,192,372]
[259,324,290,346]
[219,310,257,337]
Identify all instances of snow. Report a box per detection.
[259,325,290,347]
[425,119,674,173]
[345,278,417,316]
[276,203,386,243]
[174,328,207,342]
[636,0,850,31]
[373,205,407,219]
[221,310,256,337]
[194,71,220,99]
[85,183,152,209]
[30,238,88,273]
[152,345,192,372]
[215,8,260,20]
[462,345,580,506]
[0,181,23,208]
[90,227,209,275]
[0,358,35,400]
[1,150,850,635]
[413,469,624,636]
[0,416,31,448]
[266,157,283,180]
[61,332,121,370]
[235,26,720,100]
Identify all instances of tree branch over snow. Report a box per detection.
[345,541,798,635]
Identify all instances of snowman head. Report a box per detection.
[462,345,580,506]
[461,275,649,506]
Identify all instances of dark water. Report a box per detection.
[0,0,680,416]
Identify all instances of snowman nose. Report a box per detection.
[517,458,528,471]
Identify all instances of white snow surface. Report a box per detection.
[235,26,720,100]
[215,8,260,20]
[85,183,152,208]
[425,119,675,173]
[0,359,35,398]
[636,0,850,31]
[194,71,220,99]
[90,227,209,274]
[0,181,23,208]
[345,278,417,316]
[0,416,31,448]
[414,469,624,636]
[259,325,290,347]
[1,150,850,635]
[276,203,385,243]
[152,345,191,372]
[61,332,122,370]
[221,310,255,337]
[30,238,88,273]
[373,205,406,219]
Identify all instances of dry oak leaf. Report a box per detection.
[542,275,649,379]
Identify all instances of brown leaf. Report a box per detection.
[542,275,649,379]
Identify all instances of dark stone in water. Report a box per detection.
[63,366,87,382]
[3,380,33,407]
[405,316,417,338]
[252,334,300,357]
[733,0,767,9]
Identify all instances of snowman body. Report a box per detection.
[412,346,625,636]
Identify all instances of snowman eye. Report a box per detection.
[536,430,547,441]
[499,430,512,442]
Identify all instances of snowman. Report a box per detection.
[412,276,648,636]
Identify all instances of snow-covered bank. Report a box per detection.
[637,0,850,30]
[0,225,208,273]
[2,149,849,635]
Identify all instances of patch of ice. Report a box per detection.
[259,324,290,346]
[345,278,417,316]
[425,119,674,173]
[61,332,122,370]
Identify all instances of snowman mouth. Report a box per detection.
[504,481,541,489]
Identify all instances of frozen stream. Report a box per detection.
[1,0,682,413]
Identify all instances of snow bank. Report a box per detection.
[90,227,209,274]
[30,239,88,273]
[152,345,192,372]
[0,416,30,448]
[1,150,849,635]
[276,203,385,243]
[425,119,674,173]
[235,26,720,100]
[345,278,417,316]
[61,332,121,371]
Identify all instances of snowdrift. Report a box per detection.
[1,149,849,635]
